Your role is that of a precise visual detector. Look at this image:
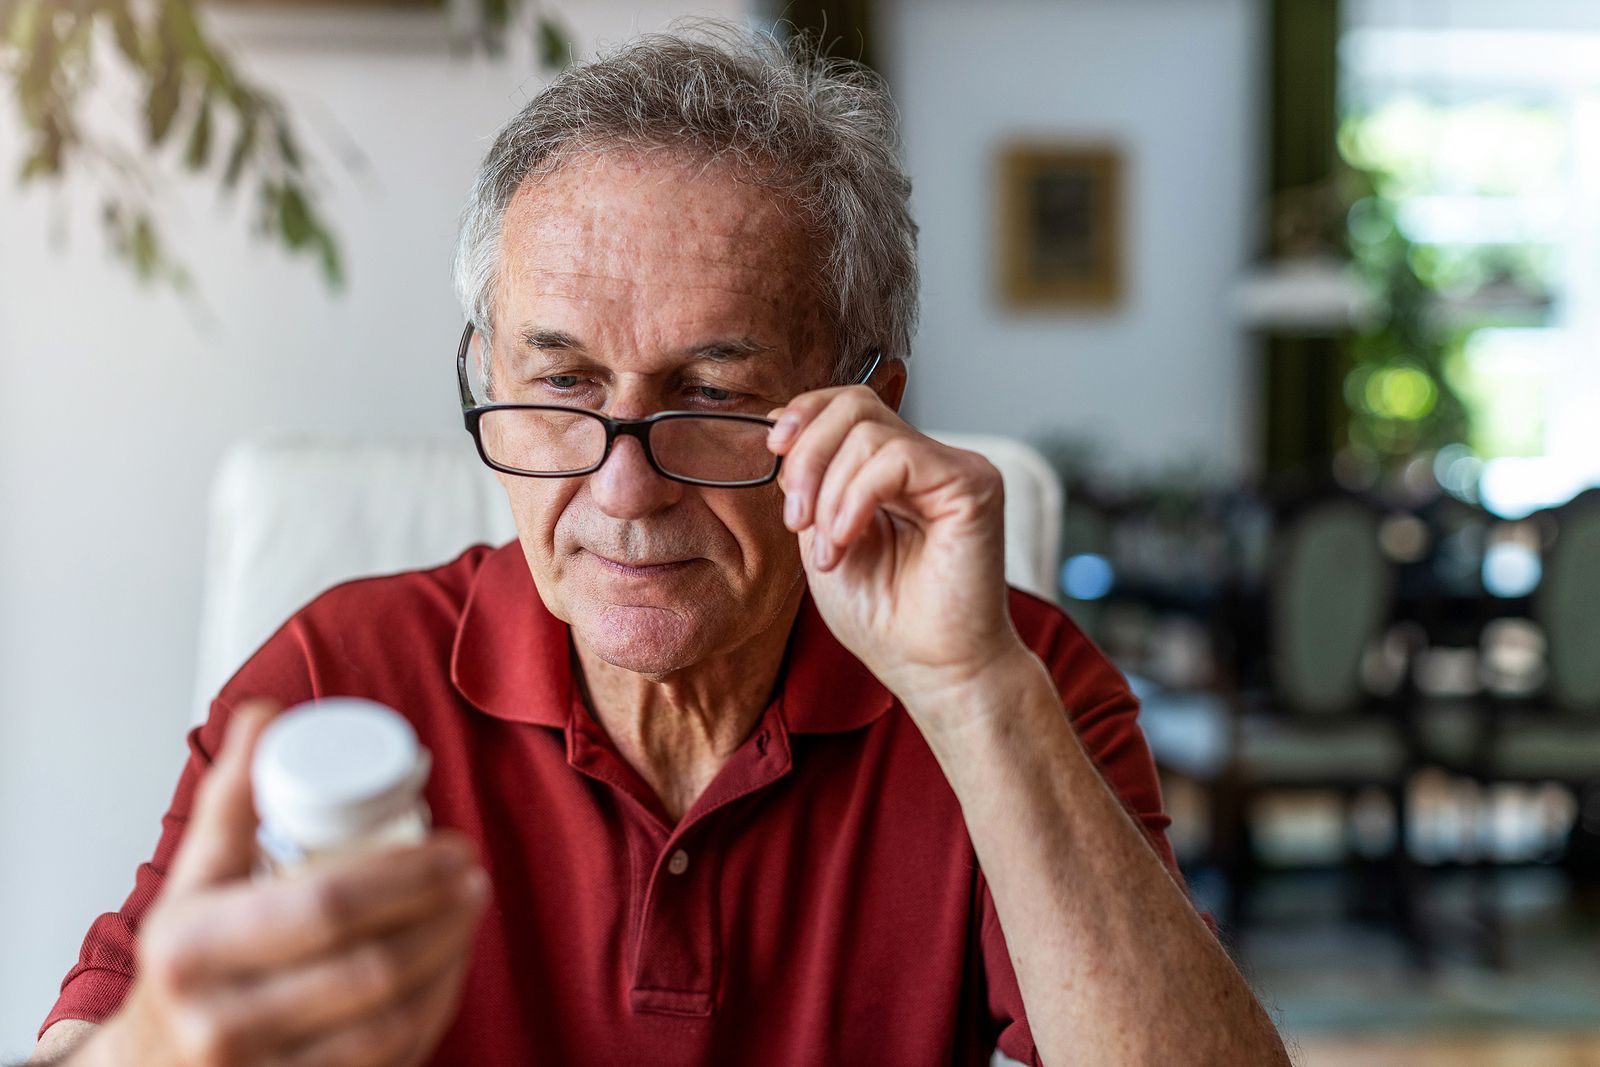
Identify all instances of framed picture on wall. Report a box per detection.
[997,142,1124,310]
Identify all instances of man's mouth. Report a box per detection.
[585,550,695,576]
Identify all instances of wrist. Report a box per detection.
[896,640,1051,742]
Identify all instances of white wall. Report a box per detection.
[882,0,1263,479]
[0,2,741,1055]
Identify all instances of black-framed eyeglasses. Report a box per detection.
[457,323,882,488]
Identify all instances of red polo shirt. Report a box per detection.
[43,541,1190,1065]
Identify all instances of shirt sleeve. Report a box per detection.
[38,620,319,1040]
[980,594,1212,1065]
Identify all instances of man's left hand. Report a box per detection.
[766,384,1032,727]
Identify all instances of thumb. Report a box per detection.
[166,699,281,894]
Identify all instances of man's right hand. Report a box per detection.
[68,701,490,1067]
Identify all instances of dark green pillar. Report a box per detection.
[1262,0,1346,483]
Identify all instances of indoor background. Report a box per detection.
[2,0,1597,1063]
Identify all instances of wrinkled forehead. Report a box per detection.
[490,150,835,379]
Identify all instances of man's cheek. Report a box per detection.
[512,484,572,549]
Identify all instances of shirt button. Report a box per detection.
[667,849,690,876]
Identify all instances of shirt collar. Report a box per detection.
[451,540,895,733]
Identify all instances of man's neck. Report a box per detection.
[572,589,804,823]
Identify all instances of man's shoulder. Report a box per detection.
[1003,585,1134,708]
[1004,585,1090,658]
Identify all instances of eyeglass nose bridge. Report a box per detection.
[592,414,669,479]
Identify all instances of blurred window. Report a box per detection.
[1341,4,1600,515]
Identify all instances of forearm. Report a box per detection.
[911,649,1287,1067]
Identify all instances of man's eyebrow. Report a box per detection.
[518,327,583,350]
[685,336,776,362]
[511,327,775,362]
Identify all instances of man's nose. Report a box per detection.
[586,433,683,519]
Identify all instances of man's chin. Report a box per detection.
[574,602,717,677]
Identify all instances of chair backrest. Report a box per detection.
[193,432,1063,722]
[927,431,1064,605]
[1534,491,1600,714]
[1268,497,1393,716]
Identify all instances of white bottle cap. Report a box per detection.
[252,698,430,853]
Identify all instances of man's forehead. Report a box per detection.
[492,152,831,368]
[500,151,809,262]
[494,266,811,354]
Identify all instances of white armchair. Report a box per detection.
[192,433,1062,722]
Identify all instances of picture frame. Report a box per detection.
[996,142,1125,310]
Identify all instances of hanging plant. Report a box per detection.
[1,0,568,290]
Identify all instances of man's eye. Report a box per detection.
[543,375,582,389]
[694,385,736,402]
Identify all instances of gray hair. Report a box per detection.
[451,21,919,381]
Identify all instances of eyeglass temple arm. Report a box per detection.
[457,324,478,409]
[852,350,883,386]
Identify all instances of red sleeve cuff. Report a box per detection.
[38,966,133,1041]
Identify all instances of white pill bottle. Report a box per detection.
[251,698,433,876]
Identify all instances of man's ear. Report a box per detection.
[876,358,908,413]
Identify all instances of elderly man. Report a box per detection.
[32,27,1286,1067]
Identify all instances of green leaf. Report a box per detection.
[146,71,180,145]
[19,150,49,182]
[315,227,343,288]
[18,113,63,181]
[130,213,159,278]
[184,92,212,169]
[279,184,311,246]
[223,112,257,189]
[275,122,301,170]
[536,16,570,70]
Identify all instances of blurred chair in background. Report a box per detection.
[191,438,517,723]
[1142,495,1425,960]
[1417,488,1600,967]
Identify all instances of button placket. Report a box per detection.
[629,829,715,1016]
[626,705,794,1017]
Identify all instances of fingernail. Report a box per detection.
[785,491,804,528]
[771,414,799,443]
[813,537,834,569]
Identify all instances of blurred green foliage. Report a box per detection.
[1,0,569,291]
[1337,98,1560,469]
[1340,169,1472,461]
